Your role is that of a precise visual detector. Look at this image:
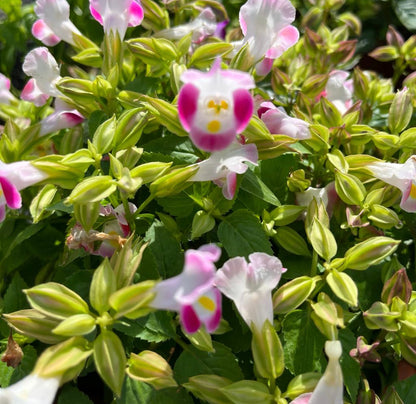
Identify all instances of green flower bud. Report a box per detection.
[67,176,117,204]
[363,301,400,331]
[327,269,358,307]
[319,96,342,128]
[25,283,90,320]
[399,311,416,338]
[3,309,65,344]
[221,380,273,404]
[114,109,148,152]
[399,128,416,149]
[191,210,216,240]
[150,165,199,197]
[302,74,328,98]
[335,171,366,206]
[131,162,173,184]
[190,42,234,69]
[184,326,214,352]
[256,135,296,160]
[73,201,100,232]
[230,42,255,72]
[92,115,116,154]
[269,205,306,226]
[343,237,400,271]
[274,227,311,257]
[127,350,177,390]
[309,218,337,262]
[327,149,349,173]
[252,320,284,379]
[372,132,399,151]
[382,268,412,305]
[353,68,369,100]
[388,88,413,134]
[399,335,416,367]
[52,314,96,337]
[93,331,126,396]
[115,147,143,169]
[71,47,102,68]
[369,46,400,62]
[30,184,58,223]
[109,280,156,319]
[56,78,99,114]
[311,293,344,328]
[284,372,321,399]
[287,169,311,193]
[184,375,233,404]
[273,276,319,314]
[140,0,169,32]
[90,259,117,314]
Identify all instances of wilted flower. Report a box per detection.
[21,47,61,106]
[367,155,416,212]
[0,74,15,105]
[258,101,310,139]
[291,340,344,404]
[89,0,144,39]
[0,374,60,404]
[178,59,255,152]
[350,336,381,366]
[0,160,48,221]
[236,0,299,74]
[322,70,353,114]
[191,141,258,200]
[215,253,285,332]
[150,244,222,334]
[32,0,82,47]
[155,8,225,44]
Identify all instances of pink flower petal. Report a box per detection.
[205,289,222,332]
[32,19,61,46]
[178,83,199,131]
[233,89,254,133]
[181,305,201,333]
[256,57,274,76]
[291,393,312,404]
[21,79,49,107]
[223,171,237,200]
[190,126,236,152]
[89,5,103,25]
[128,0,144,27]
[0,176,22,209]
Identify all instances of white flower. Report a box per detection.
[0,74,15,105]
[0,374,60,404]
[324,70,353,115]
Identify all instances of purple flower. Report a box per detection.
[178,59,255,152]
[258,101,310,139]
[215,253,285,332]
[0,160,48,221]
[150,244,222,334]
[89,0,144,39]
[191,141,258,200]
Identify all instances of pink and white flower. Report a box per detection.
[21,47,61,107]
[89,0,144,39]
[0,160,48,221]
[367,155,416,212]
[150,244,222,334]
[191,141,258,200]
[322,70,353,115]
[237,0,299,74]
[32,0,83,47]
[39,99,84,136]
[178,59,255,152]
[291,340,343,404]
[215,253,285,332]
[296,182,337,215]
[155,8,222,44]
[0,374,60,404]
[0,74,15,105]
[258,101,310,139]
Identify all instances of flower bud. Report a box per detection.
[274,227,311,257]
[92,115,116,154]
[319,96,342,128]
[287,169,311,193]
[399,311,416,338]
[25,283,90,320]
[399,128,416,149]
[150,165,199,197]
[252,320,284,379]
[67,176,117,204]
[399,335,416,367]
[30,184,58,223]
[269,205,306,226]
[273,276,319,314]
[388,88,413,134]
[191,210,216,240]
[126,350,177,390]
[221,380,273,403]
[372,132,399,151]
[382,386,405,404]
[343,237,400,271]
[52,314,96,337]
[335,171,366,206]
[363,301,400,331]
[72,47,102,68]
[381,268,412,305]
[284,372,321,399]
[369,46,399,62]
[73,201,100,232]
[90,259,117,314]
[256,135,296,160]
[356,389,381,404]
[327,269,358,307]
[113,109,148,152]
[109,280,156,319]
[184,375,233,404]
[115,147,143,169]
[309,218,337,262]
[190,43,234,69]
[131,162,172,184]
[140,0,169,31]
[56,78,99,114]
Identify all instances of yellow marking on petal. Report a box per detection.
[410,182,416,200]
[198,296,215,312]
[207,99,229,114]
[207,120,221,133]
[220,100,228,110]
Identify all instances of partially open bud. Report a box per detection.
[150,165,199,197]
[221,380,273,403]
[284,372,321,399]
[126,350,177,390]
[183,375,233,404]
[381,268,412,305]
[363,301,400,331]
[52,314,96,337]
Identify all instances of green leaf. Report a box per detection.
[393,0,416,30]
[394,374,416,402]
[3,273,29,313]
[339,328,360,403]
[218,210,273,258]
[282,310,326,375]
[58,385,94,404]
[240,170,280,207]
[174,342,243,384]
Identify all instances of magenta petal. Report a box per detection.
[256,57,274,76]
[21,79,49,107]
[32,20,61,46]
[190,127,236,152]
[233,89,253,133]
[223,171,237,200]
[0,205,5,222]
[0,176,22,209]
[181,305,201,333]
[205,290,222,332]
[89,5,103,25]
[128,0,144,27]
[178,83,199,131]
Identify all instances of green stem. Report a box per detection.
[134,194,155,217]
[310,249,318,277]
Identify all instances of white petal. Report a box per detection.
[0,161,48,191]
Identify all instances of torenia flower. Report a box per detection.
[237,0,299,72]
[21,47,61,106]
[155,8,222,44]
[39,99,84,136]
[150,244,222,334]
[178,59,255,152]
[32,0,82,47]
[367,155,416,212]
[258,101,310,140]
[191,142,258,200]
[215,253,285,332]
[322,70,353,114]
[291,340,343,404]
[0,160,48,221]
[0,74,15,105]
[0,374,60,404]
[296,182,337,215]
[89,0,144,39]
